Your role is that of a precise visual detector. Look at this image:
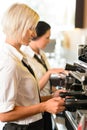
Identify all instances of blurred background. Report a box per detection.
[0,0,87,68]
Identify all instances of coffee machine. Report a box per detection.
[63,62,87,130]
[50,57,87,130]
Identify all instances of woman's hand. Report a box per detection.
[49,68,69,76]
[52,89,67,97]
[44,97,65,114]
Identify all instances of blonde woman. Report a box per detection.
[0,3,65,130]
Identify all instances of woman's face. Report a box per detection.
[22,28,36,46]
[36,29,51,49]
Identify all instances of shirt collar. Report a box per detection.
[23,45,43,58]
[21,45,34,58]
[4,43,24,61]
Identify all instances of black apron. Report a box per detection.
[3,119,44,130]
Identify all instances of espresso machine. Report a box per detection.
[50,52,87,129]
[63,62,87,130]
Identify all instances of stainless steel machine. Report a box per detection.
[64,62,87,130]
[50,60,87,130]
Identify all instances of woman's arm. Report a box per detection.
[39,68,67,90]
[0,97,65,122]
[0,104,44,122]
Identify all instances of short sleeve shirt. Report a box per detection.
[0,43,42,125]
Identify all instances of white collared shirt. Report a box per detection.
[21,45,51,96]
[0,43,42,126]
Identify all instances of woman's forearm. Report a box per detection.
[0,96,65,122]
[0,104,45,122]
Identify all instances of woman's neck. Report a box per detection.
[6,38,21,51]
[29,41,39,54]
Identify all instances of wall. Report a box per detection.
[83,0,87,28]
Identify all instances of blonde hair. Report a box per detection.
[2,3,39,42]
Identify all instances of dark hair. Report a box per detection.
[33,21,51,40]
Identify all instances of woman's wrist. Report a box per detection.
[51,93,55,98]
[48,69,52,76]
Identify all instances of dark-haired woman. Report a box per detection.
[21,21,67,130]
